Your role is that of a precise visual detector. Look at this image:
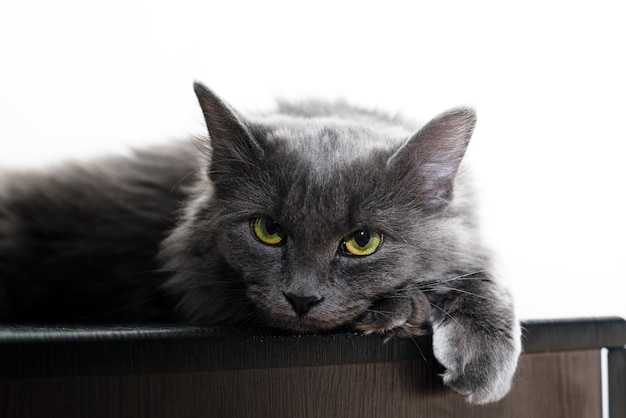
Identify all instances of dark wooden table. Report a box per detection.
[1,317,625,418]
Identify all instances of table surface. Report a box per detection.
[1,317,625,418]
[0,317,624,378]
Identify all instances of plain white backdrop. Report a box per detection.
[1,1,625,320]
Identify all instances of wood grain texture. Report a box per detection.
[1,317,625,378]
[0,350,602,418]
[1,318,624,418]
[609,347,626,418]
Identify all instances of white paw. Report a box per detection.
[432,319,521,404]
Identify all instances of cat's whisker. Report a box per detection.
[407,335,428,362]
[208,157,263,172]
[430,302,468,334]
[409,271,488,288]
[443,270,488,282]
[379,292,413,300]
[364,309,395,318]
[170,167,201,194]
[433,286,493,301]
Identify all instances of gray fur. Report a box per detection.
[0,143,198,321]
[0,83,520,403]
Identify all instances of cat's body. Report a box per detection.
[0,83,520,404]
[0,144,197,321]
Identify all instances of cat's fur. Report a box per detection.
[0,83,521,404]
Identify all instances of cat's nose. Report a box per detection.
[284,292,323,316]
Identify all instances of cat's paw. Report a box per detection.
[432,318,521,404]
[354,290,431,339]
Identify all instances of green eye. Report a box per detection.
[341,228,382,256]
[252,216,286,245]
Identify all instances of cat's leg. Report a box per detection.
[354,272,521,404]
[354,287,431,339]
[427,272,521,404]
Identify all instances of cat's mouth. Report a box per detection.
[247,286,369,331]
[264,299,367,332]
[275,315,353,333]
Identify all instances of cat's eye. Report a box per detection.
[341,228,382,256]
[252,216,286,245]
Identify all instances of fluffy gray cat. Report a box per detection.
[0,83,520,404]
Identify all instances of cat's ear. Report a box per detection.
[387,107,476,209]
[193,82,265,164]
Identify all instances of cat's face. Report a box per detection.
[210,137,430,331]
[182,84,475,331]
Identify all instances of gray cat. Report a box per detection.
[0,83,520,404]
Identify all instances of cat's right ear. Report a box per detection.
[193,82,265,165]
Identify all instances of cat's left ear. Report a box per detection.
[387,107,476,209]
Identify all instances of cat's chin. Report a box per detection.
[266,314,355,333]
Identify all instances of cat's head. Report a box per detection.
[167,83,477,331]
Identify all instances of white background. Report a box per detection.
[1,1,624,321]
